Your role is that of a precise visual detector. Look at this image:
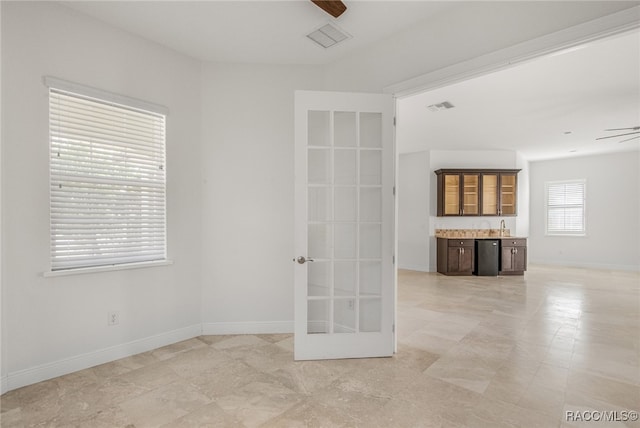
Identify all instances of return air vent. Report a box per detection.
[307,23,350,48]
[427,101,455,112]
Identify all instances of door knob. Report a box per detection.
[294,256,314,264]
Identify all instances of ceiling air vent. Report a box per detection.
[307,23,350,48]
[427,101,455,112]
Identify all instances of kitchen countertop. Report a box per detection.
[434,229,527,239]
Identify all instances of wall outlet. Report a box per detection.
[108,311,120,326]
[348,300,354,310]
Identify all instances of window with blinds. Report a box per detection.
[48,82,167,271]
[545,180,586,236]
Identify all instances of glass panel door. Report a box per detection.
[443,174,460,215]
[482,174,498,215]
[500,173,517,215]
[462,174,479,215]
[294,91,394,361]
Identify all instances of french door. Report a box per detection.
[294,90,395,360]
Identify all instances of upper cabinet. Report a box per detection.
[435,169,520,217]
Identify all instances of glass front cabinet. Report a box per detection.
[435,169,520,217]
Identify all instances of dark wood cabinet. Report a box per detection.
[437,237,527,276]
[435,169,520,217]
[437,238,474,275]
[499,238,527,275]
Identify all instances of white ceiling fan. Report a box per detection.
[595,126,640,143]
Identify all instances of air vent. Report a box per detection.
[427,101,455,112]
[307,23,350,48]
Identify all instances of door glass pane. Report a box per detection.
[334,111,356,147]
[308,223,331,259]
[308,111,330,146]
[334,224,356,259]
[309,187,331,222]
[482,174,498,215]
[360,150,382,185]
[308,149,330,184]
[334,187,356,222]
[334,299,356,333]
[360,224,381,259]
[501,174,516,215]
[334,149,357,185]
[462,174,479,215]
[444,174,460,215]
[359,298,381,332]
[359,261,381,296]
[308,300,329,334]
[360,112,382,148]
[359,187,382,222]
[308,261,330,296]
[334,261,356,296]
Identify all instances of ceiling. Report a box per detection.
[61,1,640,161]
[397,30,640,160]
[62,1,457,65]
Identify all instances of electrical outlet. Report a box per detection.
[348,300,354,310]
[108,311,120,326]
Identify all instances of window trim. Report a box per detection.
[544,179,587,237]
[45,77,169,273]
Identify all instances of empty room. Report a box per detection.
[1,1,639,427]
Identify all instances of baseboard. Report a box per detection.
[202,320,293,335]
[398,264,432,272]
[3,324,201,394]
[529,260,640,272]
[1,375,8,395]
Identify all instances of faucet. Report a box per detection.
[500,219,506,237]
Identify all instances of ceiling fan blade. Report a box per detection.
[596,131,640,140]
[619,135,640,143]
[311,0,347,18]
[604,127,640,131]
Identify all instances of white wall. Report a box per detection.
[1,2,203,389]
[200,63,323,333]
[529,151,640,271]
[398,152,430,271]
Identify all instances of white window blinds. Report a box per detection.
[49,85,167,271]
[545,180,586,235]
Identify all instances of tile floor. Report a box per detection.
[1,266,639,427]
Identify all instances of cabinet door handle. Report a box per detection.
[514,248,518,254]
[461,248,465,255]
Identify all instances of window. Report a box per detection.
[545,179,586,236]
[47,78,167,271]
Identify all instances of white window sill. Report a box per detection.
[545,233,587,237]
[43,259,174,278]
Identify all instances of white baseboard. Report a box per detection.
[398,264,432,273]
[2,324,201,394]
[202,320,293,335]
[1,375,7,395]
[529,260,640,272]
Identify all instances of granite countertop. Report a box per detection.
[435,229,527,239]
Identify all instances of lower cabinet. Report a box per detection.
[499,238,527,275]
[437,238,475,275]
[437,237,527,276]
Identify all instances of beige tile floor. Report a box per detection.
[1,265,639,427]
